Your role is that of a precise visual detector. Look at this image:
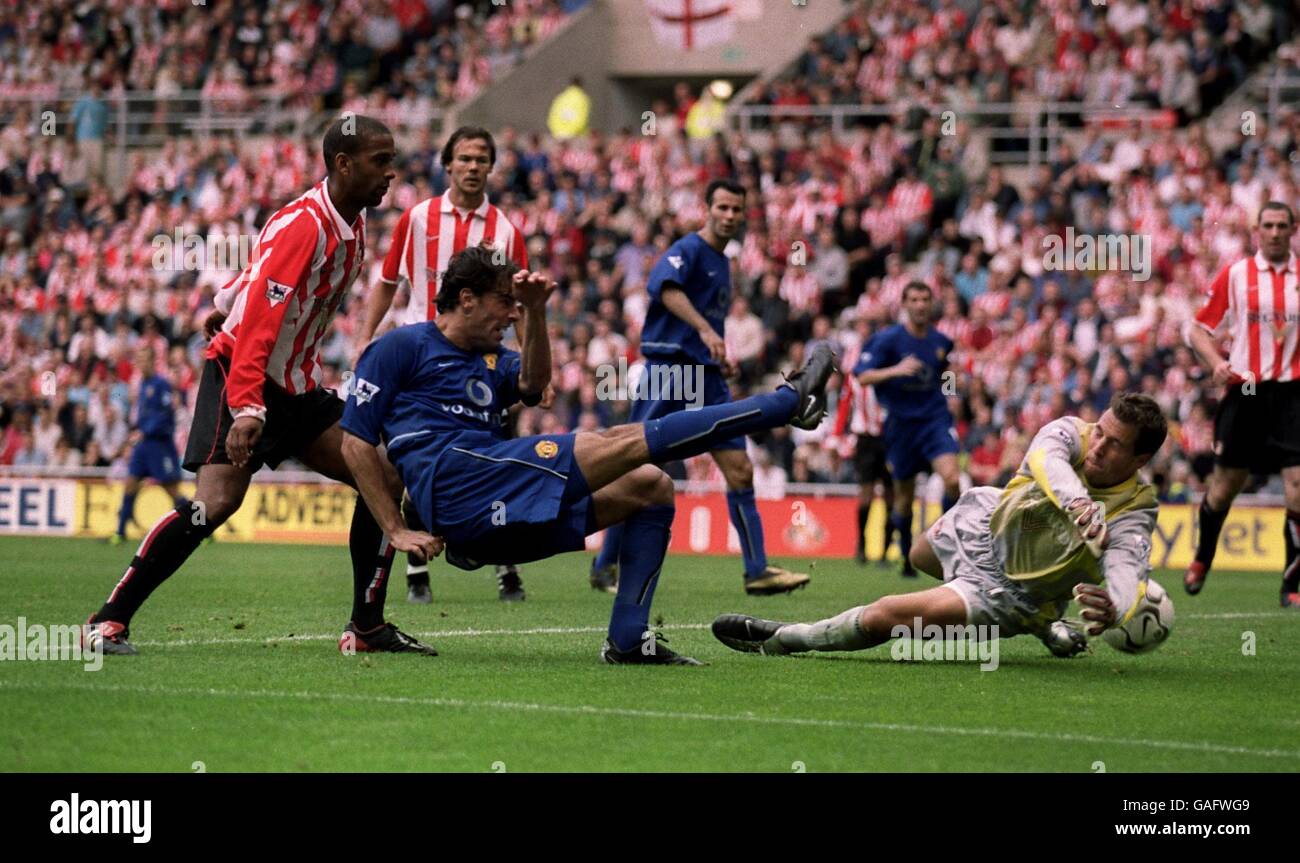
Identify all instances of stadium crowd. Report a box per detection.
[0,0,586,145]
[753,0,1291,124]
[2,0,1300,507]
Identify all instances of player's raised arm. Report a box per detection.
[512,269,555,399]
[1022,417,1092,509]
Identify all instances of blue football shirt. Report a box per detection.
[854,324,954,422]
[135,374,176,439]
[640,232,731,367]
[341,323,529,517]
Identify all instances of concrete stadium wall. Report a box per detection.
[458,0,847,133]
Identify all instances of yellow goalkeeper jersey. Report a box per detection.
[989,417,1158,613]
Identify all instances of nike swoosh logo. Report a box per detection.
[438,361,456,368]
[804,396,817,415]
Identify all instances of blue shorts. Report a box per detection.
[128,438,181,483]
[429,433,596,570]
[628,359,744,451]
[883,414,959,481]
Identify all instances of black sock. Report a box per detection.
[856,502,870,555]
[892,511,913,568]
[1283,510,1300,593]
[350,496,395,630]
[401,496,430,587]
[97,502,215,627]
[881,503,895,560]
[1194,498,1230,568]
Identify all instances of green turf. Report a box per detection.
[1,536,1297,772]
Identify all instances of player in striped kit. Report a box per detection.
[355,126,532,604]
[1184,202,1300,608]
[833,325,894,565]
[83,116,441,656]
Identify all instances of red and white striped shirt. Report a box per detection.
[1192,251,1300,383]
[381,193,528,325]
[210,180,366,420]
[834,374,886,437]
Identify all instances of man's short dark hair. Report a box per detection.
[1109,392,1168,457]
[435,244,520,313]
[705,178,745,206]
[322,114,391,173]
[902,280,932,299]
[441,126,496,169]
[1258,201,1295,226]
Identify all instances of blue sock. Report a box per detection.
[727,488,768,579]
[941,492,958,513]
[644,388,798,463]
[117,492,136,537]
[892,512,914,565]
[593,522,624,571]
[609,503,674,651]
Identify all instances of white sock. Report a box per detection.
[772,606,871,653]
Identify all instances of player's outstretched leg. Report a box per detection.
[712,585,967,656]
[83,465,245,655]
[401,495,433,604]
[575,344,836,493]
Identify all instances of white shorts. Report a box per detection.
[926,487,1053,638]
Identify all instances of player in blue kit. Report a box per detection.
[589,179,810,597]
[340,246,836,663]
[854,282,962,577]
[112,345,187,544]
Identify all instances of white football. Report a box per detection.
[1103,578,1174,654]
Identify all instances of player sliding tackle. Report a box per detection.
[713,393,1168,660]
[340,245,837,664]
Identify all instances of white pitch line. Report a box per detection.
[2,679,1297,762]
[126,609,1295,649]
[131,623,710,649]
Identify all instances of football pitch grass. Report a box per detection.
[2,536,1297,772]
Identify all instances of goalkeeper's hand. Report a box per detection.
[1065,496,1108,557]
[1073,583,1118,635]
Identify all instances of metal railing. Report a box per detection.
[728,102,1178,172]
[0,90,447,181]
[1262,69,1300,123]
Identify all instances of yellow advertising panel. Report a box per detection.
[75,480,356,545]
[57,481,1291,572]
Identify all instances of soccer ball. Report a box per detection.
[1102,578,1174,654]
